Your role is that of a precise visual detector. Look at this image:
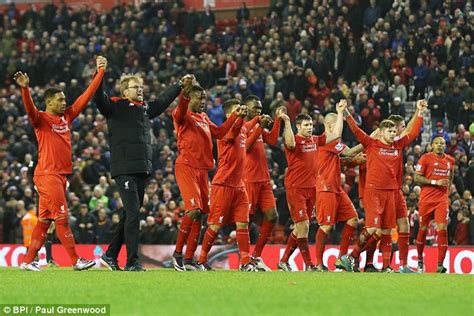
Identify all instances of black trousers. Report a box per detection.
[106,174,146,266]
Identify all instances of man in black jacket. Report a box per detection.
[94,68,193,271]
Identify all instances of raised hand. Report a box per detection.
[96,56,107,70]
[13,71,29,88]
[235,105,248,118]
[260,114,273,128]
[279,112,290,122]
[181,74,195,97]
[275,106,287,118]
[336,99,347,113]
[416,99,427,113]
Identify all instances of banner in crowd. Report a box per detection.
[1,244,472,274]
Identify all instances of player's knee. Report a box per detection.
[209,224,221,232]
[187,209,201,220]
[295,221,309,236]
[347,217,358,227]
[264,209,278,223]
[381,228,391,235]
[39,218,52,224]
[320,225,332,234]
[236,222,248,229]
[397,217,409,233]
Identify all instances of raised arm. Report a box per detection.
[325,100,346,144]
[93,77,114,117]
[262,116,281,146]
[148,84,181,119]
[223,117,244,141]
[397,101,426,148]
[14,72,40,126]
[245,116,264,152]
[67,57,106,120]
[173,92,190,124]
[209,111,238,139]
[280,113,295,149]
[341,144,364,157]
[400,100,422,137]
[345,109,372,147]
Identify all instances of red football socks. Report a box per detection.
[236,228,251,265]
[175,214,193,254]
[297,238,313,267]
[398,232,410,266]
[339,224,356,258]
[55,217,79,264]
[198,228,217,264]
[315,229,328,266]
[351,228,372,259]
[23,221,50,264]
[416,229,427,261]
[280,233,298,263]
[252,220,275,258]
[381,234,392,269]
[184,219,201,260]
[437,230,448,265]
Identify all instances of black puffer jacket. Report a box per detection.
[93,81,181,177]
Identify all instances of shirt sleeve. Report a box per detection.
[21,87,40,127]
[172,92,190,124]
[66,68,105,122]
[262,117,281,146]
[221,117,244,142]
[209,112,238,139]
[346,116,372,148]
[415,155,427,175]
[396,116,423,148]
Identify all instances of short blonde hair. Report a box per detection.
[119,74,143,95]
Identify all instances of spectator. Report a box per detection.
[236,2,250,22]
[75,204,96,244]
[428,87,446,128]
[360,99,381,132]
[413,57,429,100]
[432,122,450,143]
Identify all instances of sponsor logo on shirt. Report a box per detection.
[301,144,317,153]
[433,168,450,176]
[378,148,398,157]
[51,123,69,134]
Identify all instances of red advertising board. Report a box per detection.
[1,244,472,274]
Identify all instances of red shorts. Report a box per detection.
[34,174,68,220]
[363,188,396,229]
[246,181,276,215]
[316,191,357,226]
[418,200,449,226]
[286,187,316,223]
[395,189,408,220]
[208,185,249,225]
[175,164,209,213]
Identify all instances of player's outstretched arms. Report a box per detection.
[148,74,193,119]
[14,71,40,126]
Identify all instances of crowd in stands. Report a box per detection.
[0,0,473,247]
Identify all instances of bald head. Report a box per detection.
[323,113,338,133]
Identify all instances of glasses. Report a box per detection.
[128,85,143,90]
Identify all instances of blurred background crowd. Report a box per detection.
[0,0,473,248]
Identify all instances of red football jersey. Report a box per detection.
[347,116,422,190]
[212,117,258,187]
[173,93,237,170]
[244,118,280,183]
[416,152,455,203]
[316,138,347,193]
[285,134,326,189]
[21,69,104,176]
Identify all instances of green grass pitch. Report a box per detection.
[1,268,472,316]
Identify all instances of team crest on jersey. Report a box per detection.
[374,217,379,225]
[299,210,304,218]
[326,215,331,223]
[124,181,129,190]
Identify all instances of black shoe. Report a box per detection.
[172,251,185,272]
[184,259,198,271]
[364,264,379,273]
[124,262,146,272]
[196,262,214,271]
[437,264,447,274]
[100,254,122,271]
